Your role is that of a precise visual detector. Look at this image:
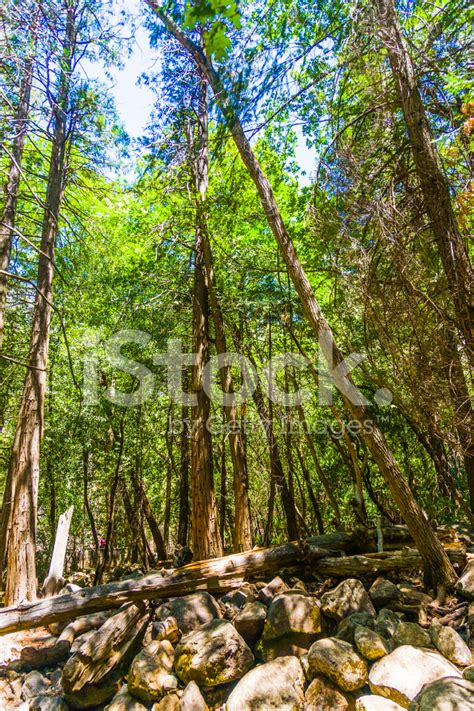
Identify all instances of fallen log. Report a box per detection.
[0,538,332,634]
[62,602,150,693]
[0,532,463,636]
[316,546,466,577]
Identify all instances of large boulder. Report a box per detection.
[305,674,355,710]
[393,622,431,649]
[354,625,391,660]
[128,640,177,704]
[430,621,472,666]
[307,637,368,691]
[21,672,51,700]
[369,578,401,608]
[369,645,462,706]
[174,619,253,687]
[321,579,376,622]
[156,592,221,634]
[407,677,474,710]
[179,681,208,710]
[264,592,321,639]
[337,612,375,644]
[258,576,289,605]
[225,656,305,710]
[234,602,267,647]
[105,685,148,710]
[456,559,474,601]
[355,696,404,710]
[375,609,403,640]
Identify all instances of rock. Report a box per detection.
[226,656,305,710]
[354,625,391,660]
[29,697,69,711]
[305,674,355,710]
[307,637,368,691]
[369,645,462,706]
[21,672,51,700]
[369,578,401,608]
[156,592,221,634]
[174,619,253,687]
[407,676,474,710]
[152,692,181,710]
[321,579,376,621]
[258,576,289,605]
[263,592,321,639]
[393,622,431,648]
[221,589,250,612]
[375,609,403,640]
[255,632,316,661]
[128,640,177,704]
[179,681,208,710]
[456,560,474,600]
[430,620,472,666]
[105,684,148,710]
[63,677,121,709]
[464,665,474,681]
[355,696,404,710]
[337,612,375,644]
[397,584,432,607]
[234,602,267,647]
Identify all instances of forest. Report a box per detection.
[0,0,472,709]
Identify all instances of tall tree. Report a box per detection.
[147,2,457,592]
[189,69,223,560]
[2,0,76,604]
[0,2,38,347]
[373,0,473,363]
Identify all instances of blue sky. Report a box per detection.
[85,0,316,182]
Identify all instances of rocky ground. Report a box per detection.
[1,542,474,710]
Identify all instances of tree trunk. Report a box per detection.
[83,448,99,551]
[177,404,190,547]
[94,420,125,586]
[200,221,253,551]
[189,71,223,560]
[2,5,74,605]
[373,0,473,362]
[148,4,457,591]
[0,6,38,346]
[295,443,325,534]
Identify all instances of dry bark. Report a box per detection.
[62,602,150,692]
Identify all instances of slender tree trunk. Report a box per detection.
[2,6,74,604]
[201,240,253,552]
[188,71,223,560]
[83,448,99,551]
[373,0,473,361]
[149,5,457,590]
[177,404,190,547]
[0,6,38,347]
[295,403,342,525]
[295,443,325,534]
[94,419,125,586]
[130,460,167,561]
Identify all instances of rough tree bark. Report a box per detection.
[0,5,38,346]
[373,0,473,363]
[188,70,223,560]
[2,4,75,605]
[147,2,457,591]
